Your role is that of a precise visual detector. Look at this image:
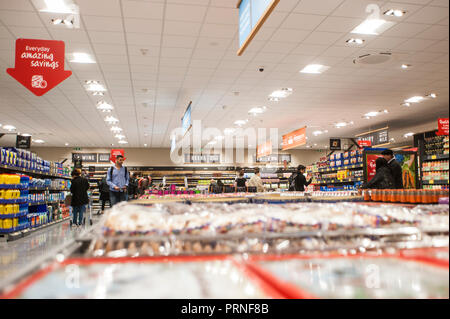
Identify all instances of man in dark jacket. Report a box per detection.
[128,173,140,199]
[70,169,90,227]
[382,150,404,189]
[294,165,313,192]
[363,157,395,189]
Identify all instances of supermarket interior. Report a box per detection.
[0,0,449,302]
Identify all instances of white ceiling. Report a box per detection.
[0,0,448,149]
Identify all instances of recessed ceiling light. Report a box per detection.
[405,96,424,103]
[427,93,437,99]
[268,97,280,102]
[234,120,248,126]
[248,107,266,115]
[2,125,16,131]
[40,0,76,14]
[110,126,122,133]
[70,52,95,64]
[20,133,32,137]
[300,64,330,74]
[401,102,411,107]
[364,110,389,119]
[33,139,45,144]
[384,9,406,17]
[335,121,354,128]
[404,132,414,138]
[118,140,128,144]
[51,18,63,25]
[351,18,393,35]
[115,134,125,140]
[401,64,411,69]
[85,81,106,92]
[105,116,119,124]
[97,101,114,112]
[346,38,365,45]
[269,88,293,99]
[92,92,104,96]
[65,143,69,146]
[313,130,325,136]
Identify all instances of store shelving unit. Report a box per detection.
[0,159,71,241]
[414,131,449,190]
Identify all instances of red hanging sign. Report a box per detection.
[110,149,126,163]
[358,140,372,148]
[6,38,72,96]
[257,141,272,158]
[437,118,449,136]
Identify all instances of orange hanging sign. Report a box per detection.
[282,127,307,151]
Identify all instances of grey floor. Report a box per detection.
[0,211,101,287]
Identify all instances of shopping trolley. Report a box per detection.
[82,191,93,226]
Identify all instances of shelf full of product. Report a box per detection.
[0,147,71,239]
[415,131,449,190]
[312,149,365,192]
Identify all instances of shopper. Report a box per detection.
[128,173,140,200]
[138,175,151,196]
[106,155,129,206]
[248,168,265,192]
[291,165,312,192]
[216,179,224,193]
[382,149,404,189]
[97,174,111,214]
[362,157,395,189]
[234,170,248,192]
[70,169,90,227]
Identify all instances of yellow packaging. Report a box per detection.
[0,219,3,229]
[0,205,4,215]
[7,205,14,215]
[14,205,19,214]
[13,218,18,227]
[3,219,12,229]
[0,190,4,199]
[0,175,4,184]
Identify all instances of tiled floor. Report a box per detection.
[0,213,101,288]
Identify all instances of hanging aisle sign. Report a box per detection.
[356,127,389,147]
[257,141,272,158]
[437,118,449,136]
[6,39,72,96]
[237,0,280,56]
[282,127,307,151]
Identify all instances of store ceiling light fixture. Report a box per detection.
[115,134,125,140]
[234,120,248,126]
[118,140,128,144]
[384,9,406,17]
[404,132,414,138]
[70,52,96,64]
[40,0,77,14]
[300,64,330,74]
[335,121,354,128]
[19,133,32,137]
[313,130,328,136]
[401,64,411,69]
[110,126,122,133]
[96,101,114,112]
[405,96,425,103]
[351,15,393,35]
[33,139,45,144]
[346,38,365,45]
[84,81,106,92]
[104,116,119,124]
[248,107,266,116]
[2,125,16,131]
[92,92,105,96]
[269,88,293,99]
[426,93,437,99]
[363,110,389,119]
[401,102,411,107]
